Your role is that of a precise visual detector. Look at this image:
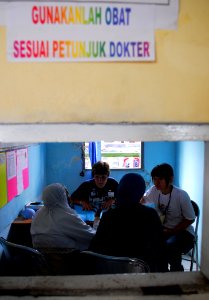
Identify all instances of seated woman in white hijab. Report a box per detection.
[31,183,95,250]
[30,183,96,274]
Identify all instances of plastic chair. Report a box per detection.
[0,236,50,276]
[78,250,150,275]
[37,247,80,275]
[182,200,200,271]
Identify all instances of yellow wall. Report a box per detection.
[0,0,209,124]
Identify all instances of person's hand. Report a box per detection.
[102,199,115,210]
[163,227,174,238]
[81,201,93,211]
[140,196,146,204]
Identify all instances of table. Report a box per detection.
[7,217,33,247]
[7,216,94,249]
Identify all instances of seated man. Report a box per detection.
[142,163,195,271]
[71,161,118,215]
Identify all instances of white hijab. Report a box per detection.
[31,183,95,250]
[42,183,71,211]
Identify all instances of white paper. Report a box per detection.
[0,2,7,26]
[6,151,16,180]
[16,148,27,194]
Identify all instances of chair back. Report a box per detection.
[185,200,200,271]
[191,200,200,237]
[37,248,80,275]
[0,237,49,276]
[78,250,150,275]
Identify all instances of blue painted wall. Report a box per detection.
[143,142,177,187]
[45,142,86,195]
[176,141,204,258]
[0,144,46,238]
[45,142,177,193]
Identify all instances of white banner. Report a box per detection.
[0,2,6,26]
[7,2,155,62]
[73,0,169,3]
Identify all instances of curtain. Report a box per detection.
[89,142,97,167]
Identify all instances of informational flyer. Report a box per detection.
[0,152,8,208]
[6,150,17,202]
[16,148,29,193]
[5,148,29,202]
[16,148,29,194]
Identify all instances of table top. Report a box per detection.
[12,216,32,224]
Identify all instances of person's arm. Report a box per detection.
[163,218,194,237]
[164,191,195,237]
[61,210,96,242]
[72,198,93,210]
[140,186,156,205]
[102,198,115,210]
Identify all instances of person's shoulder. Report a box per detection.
[139,204,161,224]
[140,203,158,215]
[72,180,94,194]
[108,177,118,184]
[85,178,95,184]
[80,179,94,187]
[147,185,156,191]
[145,185,157,194]
[100,207,116,221]
[173,185,190,199]
[31,207,44,223]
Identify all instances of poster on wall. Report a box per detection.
[16,148,29,195]
[5,147,29,202]
[6,150,18,202]
[7,2,155,62]
[0,152,8,208]
[16,150,24,195]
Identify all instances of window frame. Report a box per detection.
[84,141,144,170]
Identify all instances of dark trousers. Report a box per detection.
[165,230,194,272]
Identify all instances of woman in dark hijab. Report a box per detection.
[89,173,168,272]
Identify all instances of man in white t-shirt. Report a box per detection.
[142,163,195,272]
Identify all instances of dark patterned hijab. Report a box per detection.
[117,173,146,208]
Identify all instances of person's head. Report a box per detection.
[92,161,110,188]
[117,173,146,208]
[42,183,69,209]
[151,163,174,191]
